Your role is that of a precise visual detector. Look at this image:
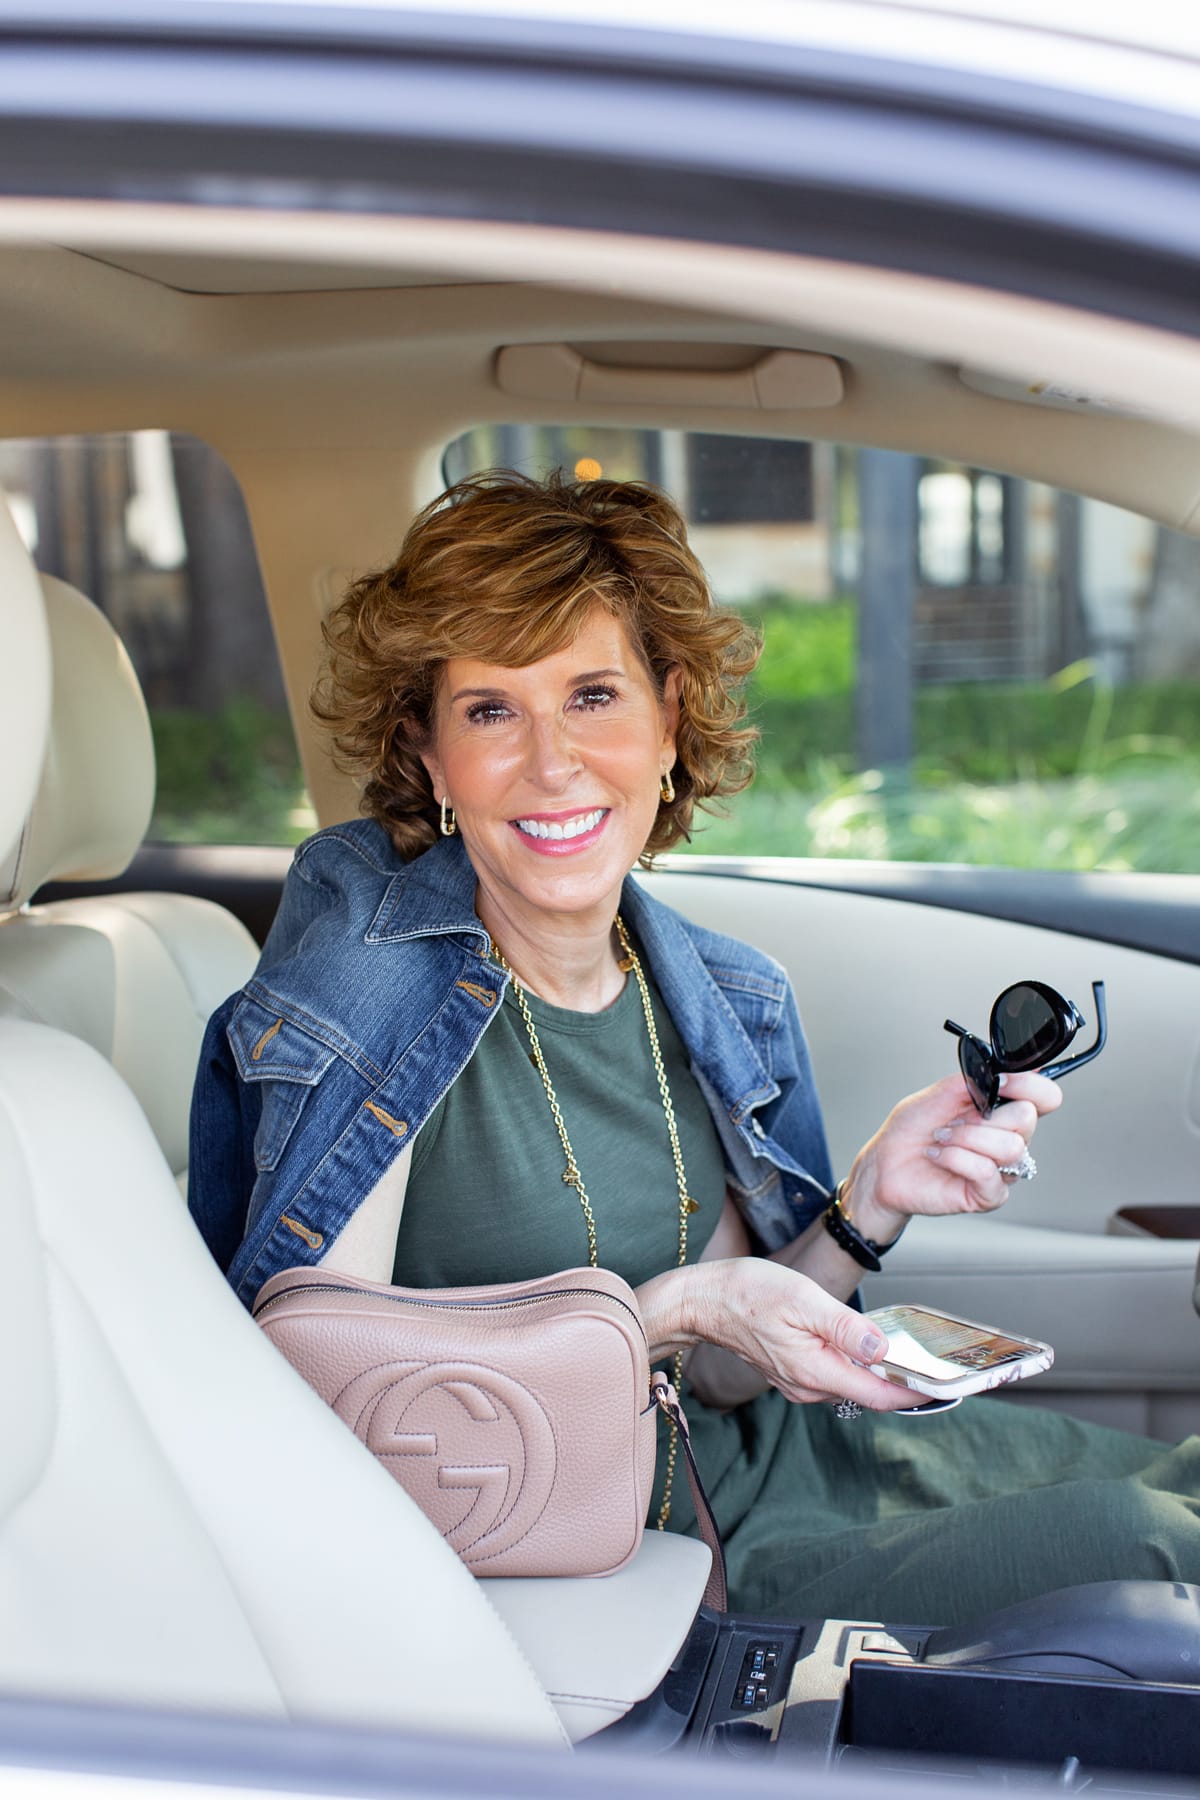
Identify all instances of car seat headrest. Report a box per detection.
[0,494,52,878]
[1,575,155,912]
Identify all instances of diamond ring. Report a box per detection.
[998,1149,1037,1181]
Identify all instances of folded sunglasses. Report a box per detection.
[944,979,1107,1118]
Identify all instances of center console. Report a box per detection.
[595,1588,1200,1786]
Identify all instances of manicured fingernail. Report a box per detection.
[998,1073,1010,1089]
[860,1331,887,1361]
[926,1145,942,1161]
[933,1126,954,1143]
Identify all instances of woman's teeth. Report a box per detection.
[516,809,606,841]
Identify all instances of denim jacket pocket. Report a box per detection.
[227,997,338,1173]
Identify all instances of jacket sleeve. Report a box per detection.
[188,991,261,1273]
[256,840,340,974]
[187,842,344,1272]
[756,977,836,1231]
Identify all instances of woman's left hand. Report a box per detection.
[840,1071,1063,1246]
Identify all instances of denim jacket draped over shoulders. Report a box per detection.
[188,820,836,1308]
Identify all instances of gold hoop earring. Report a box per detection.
[660,769,675,804]
[440,795,457,837]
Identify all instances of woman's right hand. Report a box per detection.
[636,1256,912,1411]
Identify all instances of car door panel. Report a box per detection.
[644,865,1200,1433]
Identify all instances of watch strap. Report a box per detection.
[822,1185,896,1273]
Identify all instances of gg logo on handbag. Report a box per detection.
[255,1263,662,1580]
[255,1261,727,1605]
[333,1359,558,1562]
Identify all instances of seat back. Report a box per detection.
[0,575,258,1182]
[0,498,49,860]
[0,1023,565,1743]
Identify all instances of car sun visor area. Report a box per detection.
[495,343,844,410]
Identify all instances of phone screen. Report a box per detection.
[868,1304,1035,1382]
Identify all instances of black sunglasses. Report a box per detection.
[943,979,1107,1118]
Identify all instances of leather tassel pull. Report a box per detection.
[652,1372,728,1612]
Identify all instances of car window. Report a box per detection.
[1,431,314,847]
[446,427,1200,873]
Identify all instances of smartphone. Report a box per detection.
[864,1302,1054,1400]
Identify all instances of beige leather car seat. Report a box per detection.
[0,575,258,1190]
[0,501,713,1746]
[0,497,570,1746]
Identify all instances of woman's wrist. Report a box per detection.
[835,1170,907,1251]
[634,1262,711,1361]
[636,1257,755,1362]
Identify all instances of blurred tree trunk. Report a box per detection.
[1054,490,1088,671]
[1140,527,1200,681]
[856,448,917,773]
[172,437,286,714]
[29,440,106,608]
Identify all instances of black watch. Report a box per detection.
[822,1185,899,1274]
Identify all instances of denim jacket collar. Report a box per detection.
[364,833,491,949]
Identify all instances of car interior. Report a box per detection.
[1,186,1199,1788]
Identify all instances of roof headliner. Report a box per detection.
[3,195,1197,821]
[0,203,1190,522]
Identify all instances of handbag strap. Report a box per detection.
[652,1374,728,1613]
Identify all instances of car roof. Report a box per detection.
[8,0,1200,86]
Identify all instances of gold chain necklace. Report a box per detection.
[489,913,695,1529]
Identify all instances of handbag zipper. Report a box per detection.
[252,1278,648,1345]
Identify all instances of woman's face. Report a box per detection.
[420,608,680,934]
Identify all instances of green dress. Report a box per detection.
[396,971,1200,1627]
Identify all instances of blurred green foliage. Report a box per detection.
[746,597,1200,782]
[149,699,314,846]
[751,597,856,701]
[680,596,1200,872]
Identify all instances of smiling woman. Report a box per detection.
[418,616,682,986]
[189,467,1200,1630]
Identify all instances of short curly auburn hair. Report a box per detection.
[312,469,762,865]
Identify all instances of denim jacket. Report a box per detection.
[188,820,835,1308]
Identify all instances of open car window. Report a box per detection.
[1,430,314,848]
[447,426,1200,876]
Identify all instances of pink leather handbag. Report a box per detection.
[253,1262,725,1604]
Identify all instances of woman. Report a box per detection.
[190,470,1200,1625]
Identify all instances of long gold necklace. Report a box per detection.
[489,914,694,1529]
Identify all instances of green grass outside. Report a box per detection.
[682,763,1200,872]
